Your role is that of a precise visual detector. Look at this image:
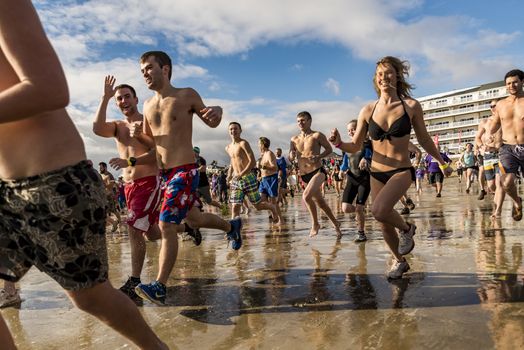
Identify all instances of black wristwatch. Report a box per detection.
[128,157,137,167]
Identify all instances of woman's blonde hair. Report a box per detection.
[373,56,414,99]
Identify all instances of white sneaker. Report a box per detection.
[398,223,416,255]
[387,259,410,279]
[0,289,21,308]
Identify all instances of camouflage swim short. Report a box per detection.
[0,161,109,291]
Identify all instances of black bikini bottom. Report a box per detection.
[301,167,327,184]
[370,167,415,185]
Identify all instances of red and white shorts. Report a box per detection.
[124,175,162,232]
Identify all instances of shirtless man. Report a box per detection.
[290,111,342,238]
[258,137,283,223]
[225,123,279,222]
[476,99,505,218]
[93,77,185,303]
[488,69,524,221]
[0,2,166,348]
[133,51,242,305]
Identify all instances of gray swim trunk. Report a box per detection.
[0,161,109,291]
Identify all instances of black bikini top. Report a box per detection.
[367,100,412,141]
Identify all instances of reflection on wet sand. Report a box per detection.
[1,179,523,349]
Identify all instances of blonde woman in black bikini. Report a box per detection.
[330,56,451,279]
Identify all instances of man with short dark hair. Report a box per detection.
[94,75,191,303]
[225,122,280,222]
[134,51,243,305]
[489,69,524,220]
[290,111,341,238]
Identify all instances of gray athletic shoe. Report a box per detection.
[387,259,410,279]
[0,289,21,308]
[398,223,416,255]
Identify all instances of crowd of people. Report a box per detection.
[0,2,523,349]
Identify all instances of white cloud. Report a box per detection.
[291,64,304,71]
[324,78,341,96]
[35,0,522,86]
[30,0,524,169]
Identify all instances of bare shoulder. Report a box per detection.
[239,139,251,148]
[359,101,377,120]
[314,130,326,139]
[177,87,200,99]
[404,97,422,111]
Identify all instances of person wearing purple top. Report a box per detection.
[425,147,452,197]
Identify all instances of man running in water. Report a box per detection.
[225,123,280,223]
[488,69,524,221]
[476,99,505,218]
[290,111,342,238]
[134,51,243,305]
[93,77,200,303]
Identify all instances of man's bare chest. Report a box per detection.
[147,99,192,129]
[295,135,318,152]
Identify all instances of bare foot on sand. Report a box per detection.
[309,223,320,237]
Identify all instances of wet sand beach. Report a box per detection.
[2,178,523,349]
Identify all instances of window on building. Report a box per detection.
[460,94,473,102]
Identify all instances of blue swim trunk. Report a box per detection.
[159,163,201,224]
[259,173,279,198]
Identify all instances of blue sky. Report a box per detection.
[33,0,524,168]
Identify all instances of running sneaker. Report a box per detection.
[477,189,487,200]
[0,289,21,308]
[185,225,202,246]
[387,259,410,279]
[405,198,416,210]
[227,217,243,250]
[400,207,410,215]
[135,281,166,305]
[354,231,367,243]
[119,277,142,303]
[398,223,416,255]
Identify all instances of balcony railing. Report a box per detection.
[412,118,480,134]
[421,88,506,110]
[423,104,489,120]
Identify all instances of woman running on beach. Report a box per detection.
[329,56,451,279]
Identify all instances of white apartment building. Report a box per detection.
[411,81,508,156]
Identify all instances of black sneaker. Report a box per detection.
[478,190,486,200]
[119,277,142,303]
[185,223,202,246]
[400,207,410,215]
[354,231,367,242]
[405,198,415,210]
